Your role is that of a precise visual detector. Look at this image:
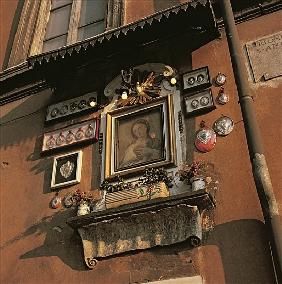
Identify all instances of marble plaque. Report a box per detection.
[246,32,282,82]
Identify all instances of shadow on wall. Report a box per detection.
[0,209,86,271]
[0,94,57,195]
[206,219,277,284]
[0,93,50,149]
[1,213,277,283]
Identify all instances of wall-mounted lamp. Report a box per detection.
[88,97,97,107]
[121,91,128,100]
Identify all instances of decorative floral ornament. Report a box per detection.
[195,121,216,153]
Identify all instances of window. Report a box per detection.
[42,0,73,52]
[77,0,107,42]
[25,0,124,56]
[42,0,108,53]
[6,0,123,67]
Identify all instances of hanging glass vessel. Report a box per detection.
[216,88,229,105]
[75,127,84,140]
[66,130,75,144]
[56,132,65,146]
[46,135,56,149]
[85,124,95,138]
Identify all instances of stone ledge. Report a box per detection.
[67,191,215,229]
[66,191,215,269]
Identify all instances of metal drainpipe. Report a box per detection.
[219,0,282,281]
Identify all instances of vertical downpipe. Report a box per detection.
[219,0,282,281]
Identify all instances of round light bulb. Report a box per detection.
[121,91,128,100]
[89,101,97,107]
[170,77,177,85]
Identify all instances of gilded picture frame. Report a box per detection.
[51,150,83,189]
[105,95,176,180]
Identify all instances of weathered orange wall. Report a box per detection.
[190,10,282,283]
[0,1,281,284]
[0,0,18,70]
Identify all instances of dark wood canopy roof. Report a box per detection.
[28,0,219,67]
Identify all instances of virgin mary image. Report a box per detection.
[118,119,162,168]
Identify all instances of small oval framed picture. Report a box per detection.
[51,150,83,189]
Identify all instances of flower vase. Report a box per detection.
[190,176,206,192]
[77,201,90,216]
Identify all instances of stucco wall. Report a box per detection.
[189,9,282,283]
[0,0,18,70]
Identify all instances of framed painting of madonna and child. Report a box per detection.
[104,95,176,180]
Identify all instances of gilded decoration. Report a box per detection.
[105,95,176,180]
[115,65,177,107]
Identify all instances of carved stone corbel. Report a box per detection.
[67,191,215,269]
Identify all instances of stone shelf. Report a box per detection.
[67,190,215,269]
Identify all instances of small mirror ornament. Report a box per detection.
[215,73,227,86]
[213,116,234,136]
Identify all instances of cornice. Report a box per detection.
[0,0,281,106]
[0,61,30,82]
[216,0,282,28]
[0,80,48,106]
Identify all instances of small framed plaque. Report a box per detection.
[42,118,99,153]
[51,151,83,189]
[46,92,98,122]
[182,66,211,92]
[183,89,215,116]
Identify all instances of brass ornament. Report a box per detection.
[116,70,161,107]
[115,67,176,108]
